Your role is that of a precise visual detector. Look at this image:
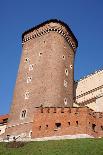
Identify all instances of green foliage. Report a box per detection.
[0,138,103,155]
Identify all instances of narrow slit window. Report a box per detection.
[76,121,78,126]
[64,98,67,105]
[62,55,65,60]
[68,122,70,126]
[65,69,68,76]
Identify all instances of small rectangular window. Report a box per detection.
[55,123,61,129]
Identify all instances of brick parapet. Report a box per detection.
[32,107,103,138]
[34,106,88,114]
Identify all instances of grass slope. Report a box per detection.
[0,138,103,155]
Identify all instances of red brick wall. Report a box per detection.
[32,107,103,138]
[4,107,103,139]
[86,110,103,138]
[32,107,88,138]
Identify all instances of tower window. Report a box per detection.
[39,52,43,56]
[25,91,29,99]
[64,98,67,105]
[62,55,65,60]
[64,80,67,87]
[29,131,32,137]
[21,110,26,118]
[65,69,68,76]
[62,55,65,59]
[27,76,32,83]
[70,65,73,69]
[25,58,29,63]
[29,64,34,71]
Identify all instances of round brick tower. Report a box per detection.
[5,20,78,137]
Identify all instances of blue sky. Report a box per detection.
[0,0,103,114]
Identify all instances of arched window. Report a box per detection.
[25,57,30,64]
[64,80,67,87]
[25,91,29,99]
[27,76,32,83]
[21,110,26,118]
[29,64,34,71]
[65,69,68,76]
[64,98,67,105]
